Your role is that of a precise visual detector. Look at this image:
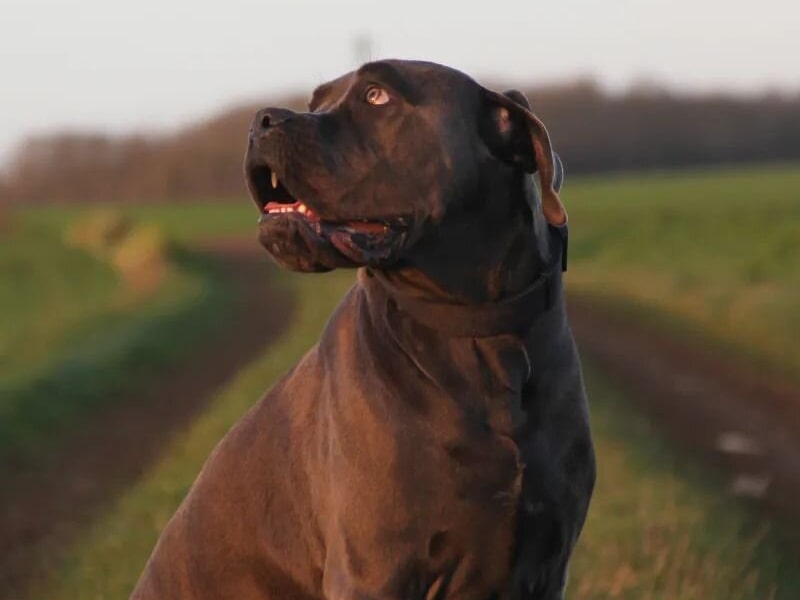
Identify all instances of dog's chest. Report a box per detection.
[321,395,522,597]
[317,299,531,593]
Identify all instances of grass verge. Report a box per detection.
[570,363,799,599]
[0,211,236,465]
[0,252,233,465]
[565,162,800,378]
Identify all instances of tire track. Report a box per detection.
[570,297,800,545]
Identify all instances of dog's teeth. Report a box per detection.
[271,171,278,189]
[298,204,307,214]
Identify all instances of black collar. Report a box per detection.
[370,225,568,338]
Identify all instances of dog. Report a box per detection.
[132,59,595,600]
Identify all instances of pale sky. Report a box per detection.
[2,0,799,168]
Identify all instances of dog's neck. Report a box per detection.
[382,184,550,305]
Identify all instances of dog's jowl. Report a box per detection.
[132,60,595,600]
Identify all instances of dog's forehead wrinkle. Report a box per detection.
[310,71,355,111]
[356,60,403,80]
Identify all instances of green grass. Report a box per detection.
[0,252,233,464]
[34,270,800,600]
[15,200,256,243]
[0,219,120,389]
[0,207,240,463]
[565,162,800,376]
[571,364,799,599]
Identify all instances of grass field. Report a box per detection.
[0,207,246,463]
[565,162,800,377]
[33,270,800,600]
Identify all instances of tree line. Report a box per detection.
[2,83,799,204]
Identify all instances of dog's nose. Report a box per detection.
[252,107,296,136]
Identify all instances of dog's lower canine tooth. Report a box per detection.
[271,172,278,189]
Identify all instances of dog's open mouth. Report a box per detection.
[248,164,318,220]
[246,163,410,265]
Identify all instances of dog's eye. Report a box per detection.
[364,85,390,106]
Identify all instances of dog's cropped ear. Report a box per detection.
[480,88,567,226]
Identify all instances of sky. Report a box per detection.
[1,0,799,168]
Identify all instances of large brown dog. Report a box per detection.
[132,60,595,600]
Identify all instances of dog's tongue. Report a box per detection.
[344,220,387,234]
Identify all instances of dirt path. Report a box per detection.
[569,297,800,544]
[0,237,290,597]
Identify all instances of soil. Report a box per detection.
[568,297,800,547]
[0,237,291,597]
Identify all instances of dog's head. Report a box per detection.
[244,59,565,273]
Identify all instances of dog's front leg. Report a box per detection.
[508,427,594,600]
